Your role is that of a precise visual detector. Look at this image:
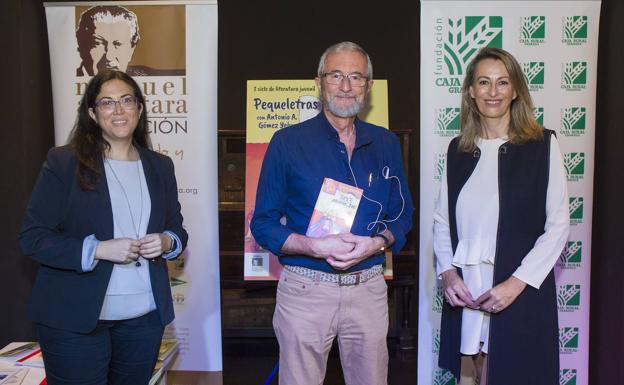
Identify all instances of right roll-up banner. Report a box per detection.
[418,1,601,385]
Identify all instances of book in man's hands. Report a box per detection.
[306,178,362,237]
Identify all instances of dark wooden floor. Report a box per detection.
[222,338,416,385]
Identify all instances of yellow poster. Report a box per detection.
[246,80,388,144]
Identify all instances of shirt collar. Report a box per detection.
[318,109,374,149]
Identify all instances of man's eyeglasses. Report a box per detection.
[321,72,369,87]
[94,96,139,112]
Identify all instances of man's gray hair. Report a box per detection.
[317,41,373,79]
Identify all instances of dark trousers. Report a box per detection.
[36,310,164,385]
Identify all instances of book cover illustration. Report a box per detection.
[306,178,363,238]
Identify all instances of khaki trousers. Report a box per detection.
[273,268,389,385]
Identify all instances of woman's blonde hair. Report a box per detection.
[458,47,543,152]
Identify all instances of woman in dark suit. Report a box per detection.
[20,69,188,385]
[434,48,569,385]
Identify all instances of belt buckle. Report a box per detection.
[338,272,361,286]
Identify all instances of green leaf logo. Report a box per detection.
[444,16,503,76]
[433,369,457,385]
[558,284,581,308]
[561,107,586,136]
[523,62,545,85]
[563,16,587,39]
[559,327,579,349]
[521,16,546,39]
[533,107,544,126]
[434,154,447,182]
[564,152,585,181]
[569,197,584,223]
[560,369,577,385]
[559,241,582,266]
[435,108,461,136]
[563,62,587,86]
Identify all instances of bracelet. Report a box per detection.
[164,236,176,253]
[371,232,391,250]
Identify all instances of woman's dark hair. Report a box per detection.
[68,70,150,190]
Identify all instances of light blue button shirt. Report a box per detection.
[80,159,183,320]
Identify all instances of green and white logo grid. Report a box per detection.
[560,369,578,385]
[562,62,587,91]
[420,3,597,385]
[523,62,545,91]
[558,284,581,311]
[435,107,461,136]
[562,16,588,45]
[558,241,582,269]
[564,152,585,181]
[561,107,586,136]
[520,16,546,45]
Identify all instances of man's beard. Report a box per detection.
[322,84,368,118]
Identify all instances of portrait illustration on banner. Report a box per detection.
[75,5,186,77]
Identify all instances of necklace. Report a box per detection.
[105,154,144,267]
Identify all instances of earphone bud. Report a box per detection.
[382,166,390,179]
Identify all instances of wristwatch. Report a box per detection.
[371,232,391,251]
[164,236,176,253]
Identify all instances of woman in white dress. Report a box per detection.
[434,48,569,385]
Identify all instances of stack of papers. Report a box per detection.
[0,343,38,363]
[14,351,43,369]
[0,367,29,385]
[0,343,46,385]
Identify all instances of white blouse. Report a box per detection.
[433,135,569,354]
[100,159,155,320]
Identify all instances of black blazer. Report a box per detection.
[19,145,188,333]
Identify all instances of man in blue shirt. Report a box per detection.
[251,41,413,385]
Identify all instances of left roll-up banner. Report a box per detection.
[44,0,222,375]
